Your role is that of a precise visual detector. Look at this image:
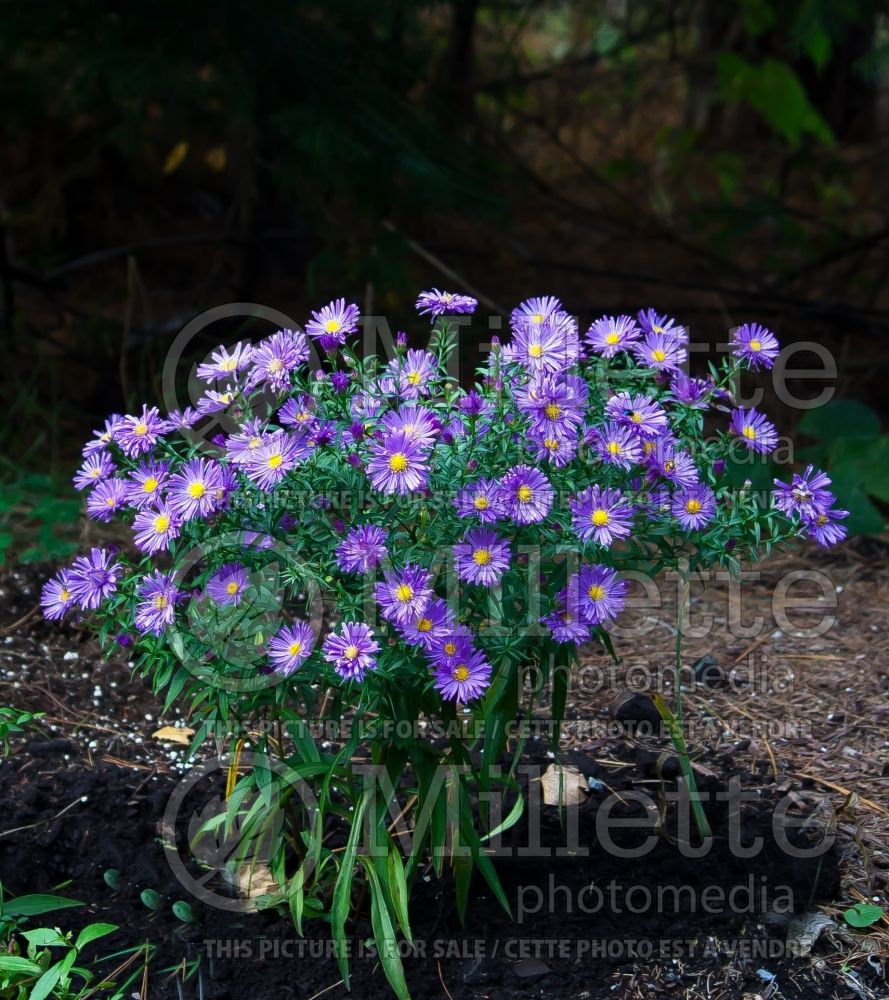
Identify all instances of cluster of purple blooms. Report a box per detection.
[42,289,849,706]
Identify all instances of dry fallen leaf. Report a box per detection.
[538,764,587,807]
[151,725,194,745]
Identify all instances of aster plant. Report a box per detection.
[42,293,847,998]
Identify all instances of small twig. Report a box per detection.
[0,604,39,635]
[437,959,455,1000]
[305,979,345,1000]
[0,795,85,838]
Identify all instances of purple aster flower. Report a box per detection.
[376,564,433,624]
[133,501,182,554]
[633,332,687,373]
[245,329,310,392]
[591,422,644,469]
[124,460,170,510]
[278,394,317,428]
[433,648,491,702]
[117,405,164,457]
[195,388,237,415]
[41,569,76,620]
[504,312,580,375]
[453,527,510,586]
[569,486,634,546]
[672,483,717,530]
[648,445,699,489]
[306,298,360,345]
[802,506,849,547]
[540,588,591,644]
[134,571,183,635]
[322,622,380,681]
[167,457,225,521]
[336,524,388,574]
[206,563,249,606]
[528,428,579,467]
[161,407,200,433]
[511,296,564,329]
[243,431,309,491]
[367,432,430,494]
[454,478,505,523]
[267,620,316,675]
[393,349,437,399]
[670,373,712,408]
[585,314,642,357]
[729,407,779,455]
[82,415,124,457]
[396,599,454,650]
[85,478,127,522]
[773,466,834,519]
[67,547,121,609]
[498,465,554,524]
[196,342,253,383]
[428,626,477,669]
[74,452,116,491]
[730,322,779,371]
[330,371,350,393]
[225,418,269,465]
[516,376,585,437]
[605,392,668,438]
[415,288,478,320]
[570,565,628,626]
[458,390,493,418]
[637,309,687,342]
[380,406,440,448]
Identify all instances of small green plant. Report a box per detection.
[0,473,81,566]
[842,902,884,929]
[0,884,150,1000]
[0,708,45,756]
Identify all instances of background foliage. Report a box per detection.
[1,0,888,553]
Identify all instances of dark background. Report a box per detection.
[2,0,888,560]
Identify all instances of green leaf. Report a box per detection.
[172,901,195,924]
[363,861,410,1000]
[28,964,62,1000]
[0,894,82,918]
[75,922,118,950]
[139,888,163,911]
[387,848,412,944]
[331,791,370,988]
[797,400,881,443]
[843,903,883,928]
[0,955,43,976]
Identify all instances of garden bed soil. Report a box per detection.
[0,545,887,1000]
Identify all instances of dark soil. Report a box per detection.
[0,563,883,999]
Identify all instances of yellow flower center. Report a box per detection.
[652,349,666,363]
[685,499,702,514]
[530,313,544,324]
[188,481,206,498]
[220,357,237,371]
[288,641,303,656]
[143,476,158,493]
[473,548,492,566]
[544,403,561,420]
[544,438,559,452]
[154,595,169,610]
[606,332,620,345]
[60,588,71,602]
[607,441,622,456]
[296,411,310,422]
[249,436,262,449]
[406,371,421,386]
[588,584,605,601]
[742,425,757,440]
[324,319,342,334]
[389,453,408,473]
[134,422,149,436]
[630,411,643,423]
[444,641,457,656]
[643,441,655,456]
[592,509,609,526]
[155,514,171,532]
[816,514,828,526]
[516,485,532,503]
[664,460,675,473]
[473,496,489,510]
[267,453,283,469]
[268,358,284,373]
[749,339,762,352]
[528,343,543,358]
[344,644,359,660]
[89,468,101,478]
[395,584,414,603]
[105,496,116,506]
[653,325,665,334]
[453,665,470,682]
[226,580,240,595]
[417,618,433,632]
